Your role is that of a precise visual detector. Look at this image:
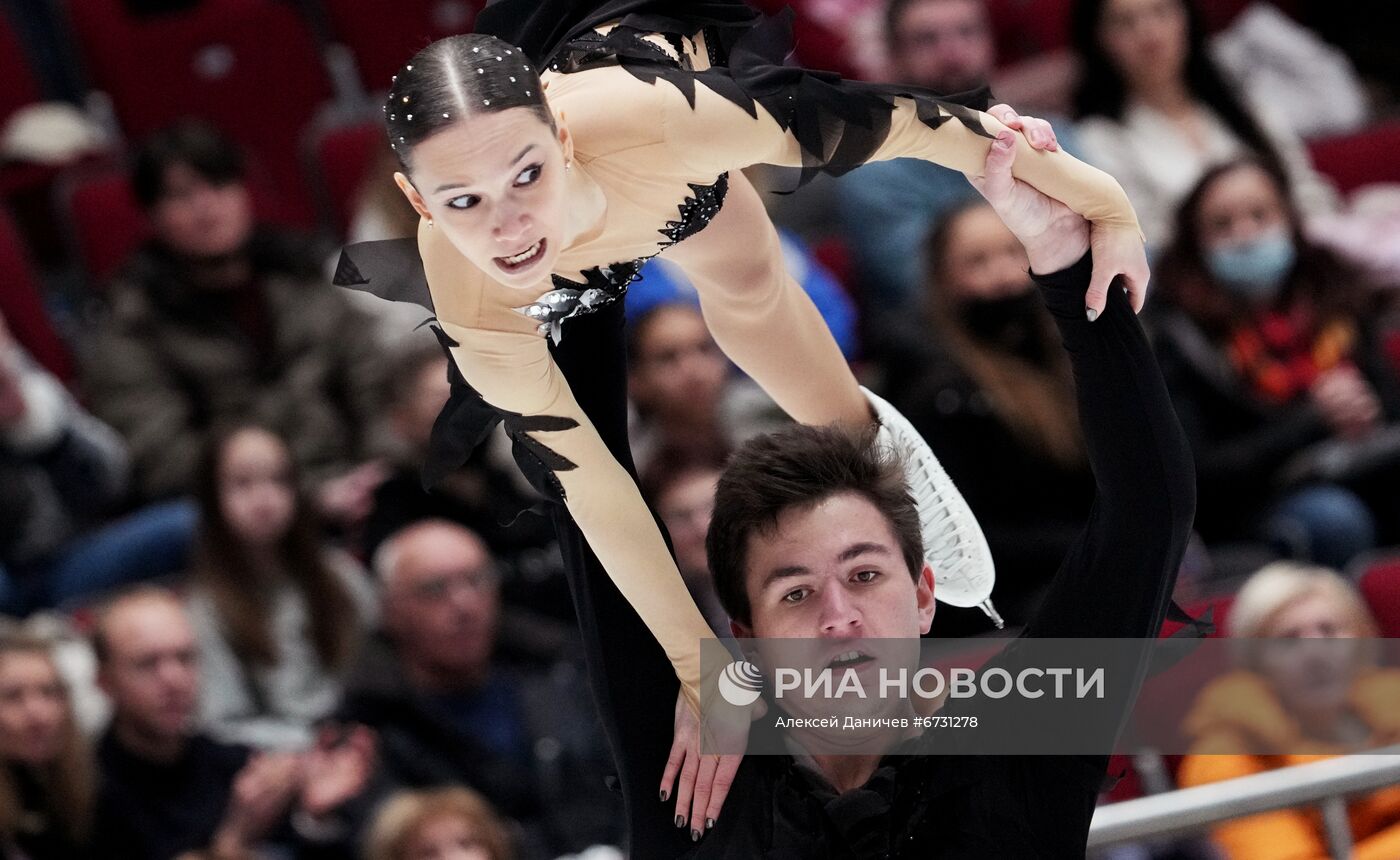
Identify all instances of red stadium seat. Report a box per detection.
[1358,556,1400,638]
[0,11,43,127]
[56,166,151,284]
[64,0,333,225]
[0,207,73,381]
[319,0,485,93]
[304,118,382,237]
[1307,122,1400,194]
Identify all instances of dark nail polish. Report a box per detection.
[692,830,701,842]
[660,789,668,802]
[675,815,686,828]
[706,818,715,830]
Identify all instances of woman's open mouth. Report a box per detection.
[493,239,547,275]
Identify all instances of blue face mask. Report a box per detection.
[1205,229,1297,300]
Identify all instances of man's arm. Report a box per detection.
[1020,252,1196,639]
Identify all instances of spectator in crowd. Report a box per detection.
[1179,562,1400,859]
[0,630,93,859]
[1069,0,1337,248]
[82,119,388,526]
[187,424,377,751]
[338,521,620,860]
[641,450,729,637]
[1152,159,1400,568]
[626,303,735,477]
[92,586,375,859]
[0,312,194,615]
[881,200,1094,634]
[836,0,1083,313]
[365,786,515,860]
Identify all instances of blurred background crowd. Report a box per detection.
[0,0,1398,857]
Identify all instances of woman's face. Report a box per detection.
[404,813,494,860]
[397,108,571,290]
[1255,592,1363,719]
[1097,0,1189,91]
[1195,165,1291,252]
[629,305,728,420]
[218,428,297,548]
[937,206,1033,302]
[0,652,69,766]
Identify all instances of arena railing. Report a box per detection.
[1088,744,1400,857]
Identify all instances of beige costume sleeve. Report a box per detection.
[418,223,714,715]
[654,69,1142,237]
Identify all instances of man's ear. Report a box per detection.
[729,617,752,640]
[394,171,431,221]
[916,563,936,635]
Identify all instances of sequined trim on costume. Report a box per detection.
[658,173,729,247]
[513,171,729,341]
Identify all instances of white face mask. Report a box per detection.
[1205,227,1298,301]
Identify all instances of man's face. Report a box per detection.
[149,163,254,261]
[889,0,995,94]
[385,526,501,684]
[99,597,201,742]
[733,492,935,641]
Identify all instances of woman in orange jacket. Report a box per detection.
[1179,561,1400,859]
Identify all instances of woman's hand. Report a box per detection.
[661,689,756,841]
[974,105,1150,318]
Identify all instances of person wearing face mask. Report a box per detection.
[881,200,1095,636]
[1152,159,1400,569]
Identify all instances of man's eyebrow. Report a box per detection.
[839,542,894,562]
[760,543,894,590]
[431,144,536,194]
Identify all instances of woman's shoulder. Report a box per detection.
[544,66,669,159]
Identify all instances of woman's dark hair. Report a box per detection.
[132,119,245,208]
[385,33,552,171]
[193,423,360,672]
[1155,157,1372,339]
[1069,0,1286,175]
[923,201,1085,468]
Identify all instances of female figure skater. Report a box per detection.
[336,0,1149,832]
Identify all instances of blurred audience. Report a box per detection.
[1152,159,1400,568]
[1070,0,1337,247]
[1179,562,1400,859]
[838,0,1083,312]
[338,521,619,860]
[0,312,194,615]
[81,120,388,526]
[187,425,377,751]
[365,786,514,860]
[627,303,735,477]
[642,450,729,637]
[882,201,1095,634]
[0,629,92,859]
[92,586,374,859]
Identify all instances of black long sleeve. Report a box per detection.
[1022,253,1196,640]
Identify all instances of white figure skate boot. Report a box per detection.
[863,387,1002,628]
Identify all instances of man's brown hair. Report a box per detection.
[707,424,924,626]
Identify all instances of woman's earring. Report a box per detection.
[427,219,435,228]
